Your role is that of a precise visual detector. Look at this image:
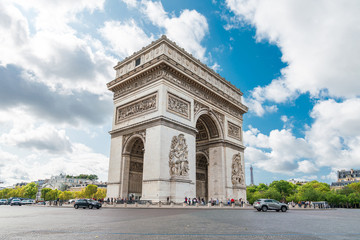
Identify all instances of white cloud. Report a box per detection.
[0,143,108,186]
[0,0,113,94]
[307,98,360,169]
[99,20,155,59]
[0,124,72,154]
[245,98,360,177]
[226,0,360,115]
[141,1,209,61]
[122,0,138,8]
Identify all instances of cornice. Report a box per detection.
[108,35,244,100]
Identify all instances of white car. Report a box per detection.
[10,199,22,206]
[21,199,35,205]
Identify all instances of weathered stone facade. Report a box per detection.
[107,36,248,203]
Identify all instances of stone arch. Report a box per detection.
[123,133,146,154]
[122,136,145,200]
[195,152,209,201]
[194,109,224,140]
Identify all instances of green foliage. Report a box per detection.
[41,188,52,201]
[23,182,38,199]
[269,180,296,201]
[84,184,98,198]
[59,191,73,201]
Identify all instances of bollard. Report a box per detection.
[170,202,174,207]
[220,202,224,208]
[196,203,199,207]
[208,203,211,207]
[124,203,127,208]
[158,201,162,208]
[232,203,235,208]
[135,202,138,207]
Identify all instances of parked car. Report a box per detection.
[10,199,22,206]
[0,199,8,205]
[21,199,35,205]
[74,199,102,209]
[68,199,76,204]
[253,199,288,212]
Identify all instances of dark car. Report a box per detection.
[253,199,288,212]
[74,199,102,209]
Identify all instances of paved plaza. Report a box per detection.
[0,205,359,240]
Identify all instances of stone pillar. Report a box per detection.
[107,136,123,198]
[120,154,130,199]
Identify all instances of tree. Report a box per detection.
[269,180,296,201]
[23,182,38,199]
[41,188,52,201]
[265,187,282,201]
[348,182,360,193]
[94,188,106,200]
[59,191,73,201]
[84,184,98,198]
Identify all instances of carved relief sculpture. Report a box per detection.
[228,121,241,140]
[169,134,189,177]
[167,93,190,119]
[116,93,157,123]
[231,153,244,186]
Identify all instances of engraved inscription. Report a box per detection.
[116,93,157,123]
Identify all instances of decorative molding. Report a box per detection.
[112,66,244,120]
[116,92,157,123]
[109,36,244,106]
[163,68,244,120]
[228,121,241,140]
[169,134,189,177]
[122,130,146,152]
[231,153,244,186]
[129,162,143,172]
[167,92,190,119]
[194,100,208,116]
[212,110,224,130]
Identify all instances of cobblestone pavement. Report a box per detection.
[0,205,359,240]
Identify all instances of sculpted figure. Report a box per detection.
[232,153,244,185]
[169,134,189,177]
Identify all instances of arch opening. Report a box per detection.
[127,137,144,200]
[195,114,220,202]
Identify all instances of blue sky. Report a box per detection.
[0,0,360,186]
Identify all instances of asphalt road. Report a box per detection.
[0,205,359,240]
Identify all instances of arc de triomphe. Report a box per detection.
[106,36,248,203]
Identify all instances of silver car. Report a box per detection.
[253,199,288,212]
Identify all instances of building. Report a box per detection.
[331,169,360,190]
[106,36,248,203]
[287,179,308,185]
[42,173,95,190]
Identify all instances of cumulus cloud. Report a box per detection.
[0,143,108,186]
[245,98,360,176]
[0,124,72,154]
[141,0,209,61]
[226,0,360,115]
[307,98,360,169]
[99,20,155,59]
[0,65,112,126]
[0,0,114,94]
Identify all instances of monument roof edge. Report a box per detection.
[112,35,243,95]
